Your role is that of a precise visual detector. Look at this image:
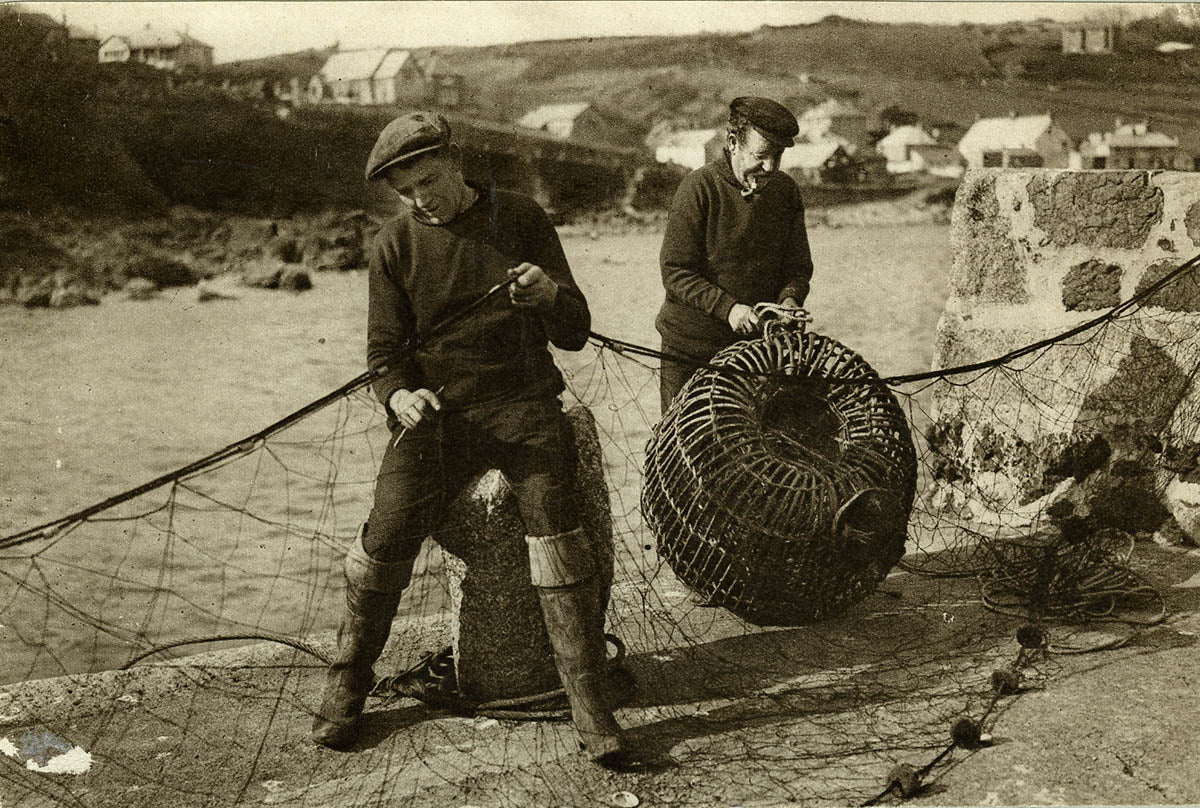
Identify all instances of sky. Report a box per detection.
[17,1,1185,63]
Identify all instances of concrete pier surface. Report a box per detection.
[2,542,1199,808]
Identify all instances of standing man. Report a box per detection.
[655,96,815,413]
[311,111,625,765]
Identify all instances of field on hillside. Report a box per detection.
[439,16,1200,151]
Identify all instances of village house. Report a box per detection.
[310,48,424,105]
[908,143,966,178]
[517,102,645,149]
[1061,24,1117,54]
[207,47,333,104]
[369,49,424,105]
[210,47,460,109]
[0,8,81,63]
[957,114,1072,169]
[1076,120,1182,170]
[99,24,213,72]
[653,128,718,170]
[797,99,871,153]
[781,141,854,185]
[876,125,937,172]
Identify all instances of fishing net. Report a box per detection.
[2,243,1198,808]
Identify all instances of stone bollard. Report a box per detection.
[928,169,1200,543]
[437,405,614,701]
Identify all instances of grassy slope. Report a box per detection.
[7,14,1200,217]
[440,17,1200,150]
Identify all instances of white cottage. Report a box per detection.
[957,114,1072,169]
[99,25,213,72]
[876,125,937,172]
[654,129,718,170]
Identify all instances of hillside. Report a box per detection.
[5,12,1200,220]
[437,16,1200,152]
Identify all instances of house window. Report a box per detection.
[1009,153,1043,168]
[982,151,1003,167]
[1092,157,1106,169]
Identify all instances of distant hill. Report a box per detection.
[206,47,335,85]
[0,9,165,213]
[435,16,1200,153]
[5,12,1200,217]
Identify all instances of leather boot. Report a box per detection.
[312,526,414,749]
[527,528,627,765]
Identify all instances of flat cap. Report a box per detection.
[365,111,451,181]
[730,96,798,147]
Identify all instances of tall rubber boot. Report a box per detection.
[528,529,627,765]
[312,525,414,749]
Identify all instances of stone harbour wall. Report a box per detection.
[929,169,1200,542]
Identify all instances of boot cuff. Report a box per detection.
[527,527,593,588]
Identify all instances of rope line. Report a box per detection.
[589,248,1200,388]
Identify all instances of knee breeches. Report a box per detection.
[363,398,581,562]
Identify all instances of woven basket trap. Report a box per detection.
[643,329,917,625]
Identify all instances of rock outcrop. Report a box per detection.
[0,224,103,308]
[439,406,614,701]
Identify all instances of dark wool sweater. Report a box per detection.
[656,154,814,356]
[367,186,590,417]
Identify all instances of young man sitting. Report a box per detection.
[311,111,625,765]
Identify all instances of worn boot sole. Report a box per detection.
[311,714,362,750]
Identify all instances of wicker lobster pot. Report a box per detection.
[643,327,917,625]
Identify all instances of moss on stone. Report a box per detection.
[1062,259,1122,312]
[1134,258,1200,312]
[1028,172,1162,249]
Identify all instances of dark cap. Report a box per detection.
[365,111,451,181]
[729,96,798,147]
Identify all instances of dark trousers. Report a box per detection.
[363,397,581,562]
[659,341,723,416]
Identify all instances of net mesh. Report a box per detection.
[2,256,1198,807]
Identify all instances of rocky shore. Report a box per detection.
[0,207,375,308]
[0,186,955,310]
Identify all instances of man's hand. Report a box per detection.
[389,388,441,430]
[727,303,761,335]
[508,263,558,312]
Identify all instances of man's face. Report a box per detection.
[383,151,466,224]
[728,127,785,194]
